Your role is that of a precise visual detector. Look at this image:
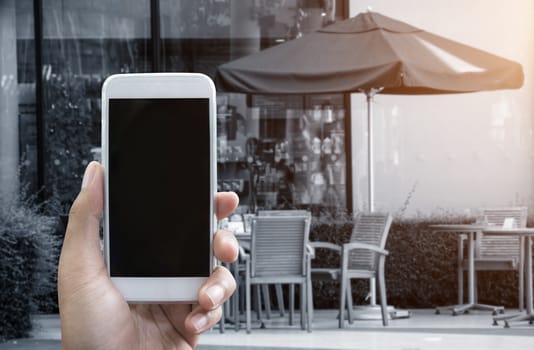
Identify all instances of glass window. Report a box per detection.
[161,0,349,213]
[160,0,232,75]
[41,0,151,211]
[15,0,37,191]
[0,0,35,200]
[247,94,347,210]
[10,0,349,213]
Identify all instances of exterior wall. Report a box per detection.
[349,0,534,216]
[0,0,19,204]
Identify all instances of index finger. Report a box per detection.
[215,192,239,220]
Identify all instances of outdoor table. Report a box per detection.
[429,224,505,315]
[483,227,534,328]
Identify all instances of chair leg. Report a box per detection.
[236,286,241,332]
[300,283,305,330]
[233,269,240,331]
[458,269,464,305]
[219,301,226,333]
[307,273,313,332]
[458,237,464,305]
[246,278,251,333]
[519,236,525,312]
[275,284,285,316]
[239,281,245,316]
[289,284,295,325]
[261,284,271,320]
[519,266,525,312]
[254,285,262,321]
[378,260,389,326]
[473,266,478,303]
[369,277,376,305]
[346,282,354,324]
[339,276,347,329]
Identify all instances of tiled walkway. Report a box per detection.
[1,309,533,349]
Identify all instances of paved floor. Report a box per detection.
[1,309,533,349]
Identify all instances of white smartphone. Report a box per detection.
[101,73,216,302]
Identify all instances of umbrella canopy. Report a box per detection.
[216,11,524,212]
[216,11,523,95]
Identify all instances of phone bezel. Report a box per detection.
[101,73,216,303]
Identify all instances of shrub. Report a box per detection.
[43,73,93,213]
[386,214,524,308]
[385,215,467,308]
[0,190,60,340]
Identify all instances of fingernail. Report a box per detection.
[190,313,209,333]
[81,162,96,189]
[206,285,225,306]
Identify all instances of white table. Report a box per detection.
[430,224,505,315]
[483,227,534,327]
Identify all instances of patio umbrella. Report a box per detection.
[216,11,524,211]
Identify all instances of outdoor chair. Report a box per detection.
[256,210,312,323]
[309,212,393,328]
[240,215,313,333]
[222,210,310,332]
[457,207,528,311]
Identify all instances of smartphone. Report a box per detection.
[101,73,216,302]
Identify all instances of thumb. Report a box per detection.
[58,161,106,291]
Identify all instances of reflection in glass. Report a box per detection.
[41,1,151,211]
[160,0,348,212]
[1,1,25,201]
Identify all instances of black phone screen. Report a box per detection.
[108,98,211,277]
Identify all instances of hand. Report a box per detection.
[58,161,239,349]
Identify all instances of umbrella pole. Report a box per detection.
[364,90,377,305]
[365,87,382,213]
[366,88,382,306]
[367,91,375,213]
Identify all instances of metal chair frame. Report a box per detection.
[241,215,313,333]
[309,212,393,327]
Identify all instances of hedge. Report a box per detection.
[0,194,60,341]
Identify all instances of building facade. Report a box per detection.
[2,0,351,214]
[1,0,533,217]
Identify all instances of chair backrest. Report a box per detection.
[348,212,393,271]
[250,215,310,279]
[478,207,527,259]
[241,213,256,232]
[257,209,311,218]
